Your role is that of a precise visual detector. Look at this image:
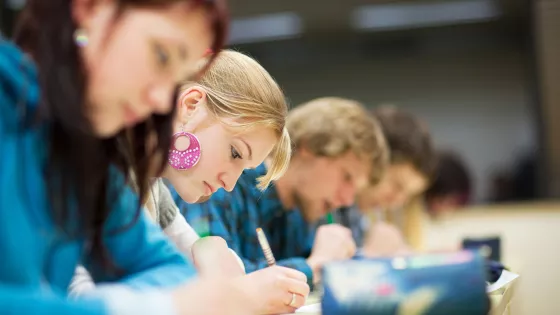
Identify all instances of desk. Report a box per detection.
[286,293,320,315]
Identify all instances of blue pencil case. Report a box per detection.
[322,251,489,315]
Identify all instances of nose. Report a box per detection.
[146,82,175,115]
[337,183,357,208]
[218,166,244,192]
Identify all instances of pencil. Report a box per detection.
[256,227,276,266]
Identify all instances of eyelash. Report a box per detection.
[231,146,242,160]
[154,43,170,67]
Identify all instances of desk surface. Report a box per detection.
[287,294,321,315]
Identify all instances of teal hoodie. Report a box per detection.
[0,40,196,314]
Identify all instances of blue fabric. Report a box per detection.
[0,39,195,315]
[171,163,315,285]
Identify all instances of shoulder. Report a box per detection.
[0,40,39,132]
[225,163,268,201]
[103,167,143,230]
[238,163,267,187]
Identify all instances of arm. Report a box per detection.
[0,279,178,315]
[158,181,244,271]
[86,171,197,291]
[68,265,97,298]
[163,214,200,261]
[157,180,200,260]
[175,189,313,285]
[0,284,105,315]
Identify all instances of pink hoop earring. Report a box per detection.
[168,127,201,170]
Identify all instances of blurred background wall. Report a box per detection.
[225,0,539,204]
[243,27,535,203]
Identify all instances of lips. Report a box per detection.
[204,181,216,196]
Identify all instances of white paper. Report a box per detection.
[486,270,519,293]
[296,303,321,313]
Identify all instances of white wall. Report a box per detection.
[423,202,560,314]
[249,31,537,203]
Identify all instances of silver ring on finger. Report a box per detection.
[289,292,297,307]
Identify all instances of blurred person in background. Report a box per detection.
[425,151,472,219]
[171,97,389,286]
[320,106,436,257]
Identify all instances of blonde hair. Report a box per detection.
[287,97,389,185]
[180,50,290,189]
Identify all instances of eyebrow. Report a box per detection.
[240,139,253,161]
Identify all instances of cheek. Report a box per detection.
[196,142,229,178]
[195,155,222,179]
[166,173,197,203]
[90,38,151,100]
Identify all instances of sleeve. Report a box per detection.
[0,284,106,315]
[68,265,97,298]
[163,213,200,261]
[174,189,314,285]
[156,180,179,229]
[85,171,197,291]
[0,283,179,315]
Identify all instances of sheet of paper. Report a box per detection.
[487,270,519,293]
[296,303,321,313]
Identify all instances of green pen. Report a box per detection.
[194,218,211,238]
[326,212,335,224]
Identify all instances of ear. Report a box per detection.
[72,0,101,30]
[176,87,207,124]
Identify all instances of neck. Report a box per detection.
[268,158,301,211]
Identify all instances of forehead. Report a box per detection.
[129,4,212,73]
[334,152,371,186]
[227,124,278,165]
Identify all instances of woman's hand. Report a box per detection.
[232,265,310,315]
[172,265,309,315]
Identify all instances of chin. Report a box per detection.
[91,121,122,138]
[194,195,211,203]
[179,191,201,204]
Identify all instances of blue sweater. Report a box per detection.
[0,41,195,314]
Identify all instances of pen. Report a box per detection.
[256,227,276,266]
[194,217,211,238]
[326,212,335,224]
